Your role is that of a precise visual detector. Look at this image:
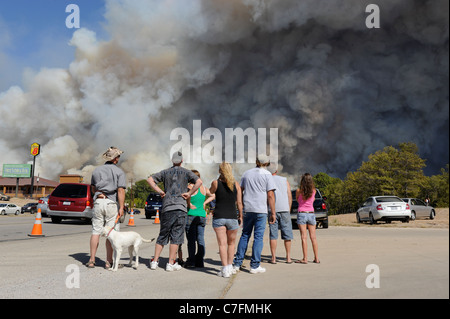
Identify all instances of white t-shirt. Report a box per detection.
[240,167,276,214]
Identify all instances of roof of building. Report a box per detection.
[0,177,59,187]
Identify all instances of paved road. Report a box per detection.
[0,214,448,300]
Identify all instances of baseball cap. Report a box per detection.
[257,154,270,165]
[172,151,183,164]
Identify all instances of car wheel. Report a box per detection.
[51,216,62,224]
[15,210,20,215]
[1,210,5,215]
[369,212,376,225]
[410,211,416,221]
[430,210,435,220]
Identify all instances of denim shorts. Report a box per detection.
[269,212,293,240]
[212,218,239,231]
[297,212,316,226]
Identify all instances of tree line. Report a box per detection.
[314,142,449,215]
[126,142,449,214]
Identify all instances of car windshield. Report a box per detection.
[52,184,88,198]
[376,197,402,203]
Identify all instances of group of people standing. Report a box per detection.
[86,147,320,275]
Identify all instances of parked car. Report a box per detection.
[22,202,38,214]
[290,188,329,228]
[0,192,10,201]
[37,195,50,216]
[356,196,411,224]
[128,208,141,214]
[47,183,94,223]
[145,192,162,219]
[0,203,22,215]
[401,198,436,220]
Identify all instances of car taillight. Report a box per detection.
[406,204,410,210]
[86,200,92,208]
[38,200,44,204]
[322,203,327,210]
[376,204,383,210]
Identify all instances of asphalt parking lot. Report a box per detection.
[0,213,448,300]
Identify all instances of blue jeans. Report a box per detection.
[233,212,267,269]
[185,215,206,267]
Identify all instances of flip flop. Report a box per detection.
[313,260,321,264]
[269,260,277,264]
[295,260,308,264]
[85,261,95,268]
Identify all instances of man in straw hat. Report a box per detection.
[86,147,126,269]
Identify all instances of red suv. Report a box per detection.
[47,183,94,223]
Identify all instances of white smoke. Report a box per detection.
[0,0,448,187]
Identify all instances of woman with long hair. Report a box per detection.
[295,173,320,264]
[209,162,243,277]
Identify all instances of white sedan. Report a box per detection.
[356,196,411,224]
[0,203,22,215]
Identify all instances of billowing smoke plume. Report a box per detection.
[0,0,448,186]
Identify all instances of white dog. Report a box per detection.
[101,226,155,271]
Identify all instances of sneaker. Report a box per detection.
[232,265,241,273]
[150,259,158,270]
[217,267,231,278]
[166,262,182,272]
[250,266,266,274]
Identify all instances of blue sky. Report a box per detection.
[0,0,107,91]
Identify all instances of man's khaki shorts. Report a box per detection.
[92,198,120,235]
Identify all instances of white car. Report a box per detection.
[402,198,436,220]
[356,196,411,224]
[0,203,22,215]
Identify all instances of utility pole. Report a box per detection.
[30,143,40,198]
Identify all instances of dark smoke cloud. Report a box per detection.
[0,0,448,185]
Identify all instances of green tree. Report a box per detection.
[329,142,429,214]
[393,142,427,197]
[421,164,449,207]
[126,178,164,208]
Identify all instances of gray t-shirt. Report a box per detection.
[91,162,127,202]
[240,167,276,214]
[270,175,290,213]
[152,166,199,213]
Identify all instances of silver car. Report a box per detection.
[401,198,436,220]
[356,196,411,224]
[0,203,22,215]
[37,195,50,216]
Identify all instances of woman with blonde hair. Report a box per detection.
[209,162,243,277]
[295,173,320,264]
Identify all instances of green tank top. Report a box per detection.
[188,188,207,217]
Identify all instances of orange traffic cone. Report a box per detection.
[28,209,45,237]
[154,209,160,224]
[127,209,136,227]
